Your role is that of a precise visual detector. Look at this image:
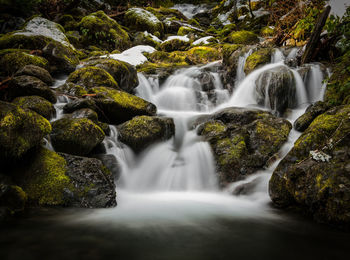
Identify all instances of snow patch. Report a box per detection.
[164,35,190,43]
[193,36,214,45]
[144,31,163,43]
[172,4,209,19]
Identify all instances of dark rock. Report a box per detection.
[231,176,265,196]
[63,98,98,114]
[12,95,56,120]
[294,101,330,131]
[15,65,53,85]
[93,154,120,180]
[0,184,27,213]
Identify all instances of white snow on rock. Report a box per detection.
[102,45,156,66]
[14,17,74,49]
[144,31,163,43]
[193,36,214,45]
[128,8,161,25]
[310,150,332,162]
[164,35,190,43]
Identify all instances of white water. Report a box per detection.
[50,45,327,224]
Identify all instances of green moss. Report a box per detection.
[0,51,49,76]
[160,38,191,52]
[22,148,72,206]
[122,116,162,138]
[188,19,200,27]
[244,48,272,74]
[218,24,237,38]
[0,33,51,50]
[227,30,259,44]
[201,121,227,136]
[186,46,222,64]
[217,135,248,166]
[12,96,55,120]
[261,26,275,37]
[178,26,196,36]
[125,8,164,36]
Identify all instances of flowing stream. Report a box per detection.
[2,48,350,259]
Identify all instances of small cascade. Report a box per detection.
[272,49,285,63]
[235,49,253,85]
[306,64,327,103]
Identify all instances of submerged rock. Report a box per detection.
[198,107,291,186]
[12,96,56,120]
[269,105,350,228]
[118,116,175,153]
[125,8,164,36]
[50,118,105,156]
[0,101,51,163]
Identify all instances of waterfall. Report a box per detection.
[235,49,253,85]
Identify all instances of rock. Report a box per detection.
[193,12,212,27]
[89,87,157,124]
[15,147,116,208]
[71,108,99,122]
[198,107,292,186]
[244,48,272,74]
[0,51,49,76]
[42,41,79,74]
[294,101,330,131]
[93,154,120,180]
[255,65,296,116]
[125,8,164,36]
[133,31,161,48]
[12,96,56,120]
[118,116,175,153]
[160,38,191,52]
[15,65,53,85]
[57,82,88,97]
[0,184,27,214]
[0,101,52,163]
[1,75,56,103]
[269,105,350,228]
[186,47,221,65]
[231,176,265,196]
[78,10,131,51]
[67,66,118,90]
[85,58,138,93]
[50,118,105,156]
[62,97,98,113]
[0,14,25,34]
[227,30,259,45]
[178,26,196,36]
[163,18,182,34]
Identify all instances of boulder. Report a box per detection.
[160,38,191,52]
[294,101,330,131]
[0,184,27,214]
[125,8,164,36]
[15,65,53,85]
[15,147,116,208]
[0,101,52,163]
[133,32,161,49]
[12,96,56,120]
[1,75,56,103]
[244,48,272,74]
[269,105,350,228]
[118,116,175,152]
[89,87,157,124]
[78,10,131,51]
[67,66,118,90]
[227,31,259,45]
[186,47,221,65]
[198,107,291,186]
[62,97,98,114]
[50,118,105,156]
[57,82,88,97]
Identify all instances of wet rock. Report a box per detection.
[50,118,105,156]
[1,75,56,103]
[0,101,52,163]
[15,65,53,85]
[93,154,120,180]
[244,48,272,74]
[125,8,164,36]
[269,105,350,228]
[63,98,98,114]
[57,82,88,97]
[198,107,292,186]
[14,147,116,208]
[255,65,296,116]
[186,47,221,65]
[294,101,330,131]
[71,108,99,122]
[160,38,190,52]
[12,96,56,120]
[118,116,175,153]
[89,87,157,125]
[231,176,265,196]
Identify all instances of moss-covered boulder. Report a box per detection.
[269,105,350,228]
[78,10,131,51]
[67,66,118,90]
[15,147,116,208]
[261,26,275,37]
[227,30,259,45]
[198,107,291,186]
[186,47,221,65]
[89,87,157,124]
[118,116,175,153]
[50,118,105,156]
[294,101,330,132]
[125,8,164,36]
[160,38,190,52]
[62,97,98,114]
[12,96,56,120]
[244,48,272,74]
[0,51,49,76]
[57,82,88,97]
[133,31,161,48]
[14,65,53,85]
[0,101,52,163]
[85,58,139,93]
[1,76,56,103]
[0,184,27,215]
[178,26,196,36]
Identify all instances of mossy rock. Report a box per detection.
[0,51,49,76]
[15,147,116,208]
[178,26,196,36]
[145,6,188,21]
[294,101,330,132]
[57,82,88,97]
[12,96,56,120]
[78,10,131,51]
[198,107,291,186]
[0,101,52,163]
[14,65,53,85]
[222,44,242,65]
[1,75,56,103]
[125,8,164,36]
[132,31,161,48]
[85,58,139,93]
[160,38,190,52]
[89,87,157,125]
[50,118,105,156]
[186,46,221,65]
[0,184,27,214]
[261,26,275,37]
[118,116,175,153]
[227,30,259,45]
[67,66,118,90]
[244,48,272,74]
[269,105,350,228]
